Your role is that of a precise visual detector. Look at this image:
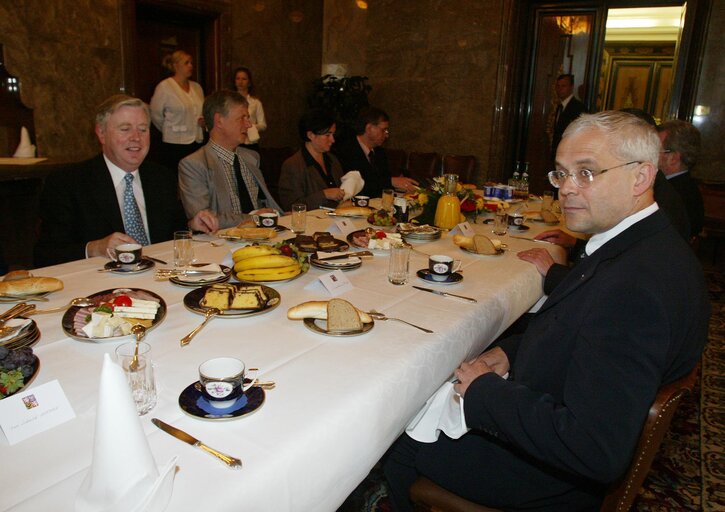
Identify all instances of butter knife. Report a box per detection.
[151,418,242,469]
[318,251,373,260]
[144,255,168,265]
[412,286,477,303]
[509,235,554,244]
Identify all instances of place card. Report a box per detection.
[330,218,356,236]
[318,270,353,295]
[449,221,475,237]
[0,380,76,445]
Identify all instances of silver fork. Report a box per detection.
[367,310,433,333]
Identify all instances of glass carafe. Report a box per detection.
[434,174,461,230]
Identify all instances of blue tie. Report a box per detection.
[123,173,149,245]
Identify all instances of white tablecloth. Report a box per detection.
[0,210,565,512]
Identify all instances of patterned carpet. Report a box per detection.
[339,264,725,512]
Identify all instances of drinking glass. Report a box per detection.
[115,341,157,415]
[388,244,411,285]
[291,203,307,234]
[493,211,508,236]
[173,230,194,267]
[381,188,395,211]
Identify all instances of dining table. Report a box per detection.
[0,205,567,512]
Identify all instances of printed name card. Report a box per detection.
[318,270,353,295]
[0,380,76,445]
[450,221,475,237]
[331,218,356,236]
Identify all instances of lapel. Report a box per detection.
[88,155,125,233]
[537,211,669,314]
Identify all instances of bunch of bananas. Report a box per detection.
[232,245,302,281]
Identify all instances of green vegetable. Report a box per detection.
[0,369,25,398]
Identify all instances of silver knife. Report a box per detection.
[144,255,168,265]
[156,269,223,275]
[412,286,477,303]
[509,235,554,244]
[151,418,242,469]
[318,251,373,260]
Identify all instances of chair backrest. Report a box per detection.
[257,146,296,206]
[407,151,441,184]
[386,148,408,177]
[600,362,699,512]
[442,154,477,184]
[0,44,36,157]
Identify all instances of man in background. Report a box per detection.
[551,73,587,160]
[657,119,704,239]
[35,94,215,267]
[334,106,418,197]
[179,90,281,229]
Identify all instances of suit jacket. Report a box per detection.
[34,155,189,268]
[668,171,704,238]
[278,149,344,211]
[552,97,587,159]
[463,210,708,507]
[333,136,392,198]
[178,143,281,229]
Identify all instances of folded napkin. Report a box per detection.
[176,263,222,283]
[405,381,469,443]
[340,171,365,201]
[76,354,177,512]
[13,126,36,158]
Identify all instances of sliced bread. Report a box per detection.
[326,298,363,332]
[473,235,499,255]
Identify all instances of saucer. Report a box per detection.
[179,381,265,421]
[510,224,530,231]
[416,269,463,284]
[103,258,155,274]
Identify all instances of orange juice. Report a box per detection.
[434,193,461,230]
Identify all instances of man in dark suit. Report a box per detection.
[34,95,216,267]
[551,74,587,160]
[658,120,704,239]
[384,111,709,511]
[333,106,418,198]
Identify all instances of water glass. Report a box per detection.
[173,230,194,267]
[388,244,411,285]
[115,341,157,415]
[493,211,508,236]
[291,203,307,234]
[381,188,395,211]
[541,191,554,212]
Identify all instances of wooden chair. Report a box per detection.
[0,43,36,157]
[442,154,477,184]
[386,148,408,177]
[407,152,441,185]
[257,146,296,207]
[410,363,699,512]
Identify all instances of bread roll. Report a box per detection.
[334,206,373,217]
[452,234,475,250]
[287,300,373,323]
[2,270,33,281]
[540,210,558,223]
[0,277,64,296]
[327,299,363,332]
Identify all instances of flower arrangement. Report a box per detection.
[405,176,484,224]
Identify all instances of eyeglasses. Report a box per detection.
[547,160,641,189]
[660,149,672,154]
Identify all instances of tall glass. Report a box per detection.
[115,341,157,415]
[173,230,194,267]
[388,244,411,285]
[381,188,395,211]
[291,203,307,234]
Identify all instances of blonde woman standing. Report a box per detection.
[150,50,205,172]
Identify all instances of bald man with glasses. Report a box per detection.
[384,111,708,512]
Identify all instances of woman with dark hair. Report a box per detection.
[233,66,266,151]
[150,50,205,172]
[278,109,344,211]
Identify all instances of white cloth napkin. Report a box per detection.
[13,127,36,158]
[177,263,222,283]
[340,171,365,201]
[76,354,177,512]
[405,381,469,443]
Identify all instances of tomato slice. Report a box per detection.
[112,295,132,307]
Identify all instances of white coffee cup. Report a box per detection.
[198,357,258,409]
[107,243,143,267]
[428,255,462,281]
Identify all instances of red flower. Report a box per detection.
[460,199,476,212]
